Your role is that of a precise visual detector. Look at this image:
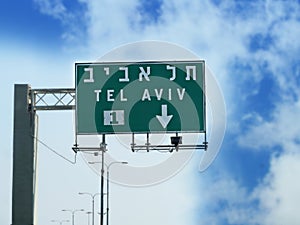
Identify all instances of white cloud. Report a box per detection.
[33,0,87,43]
[227,0,300,145]
[196,150,300,225]
[238,100,300,151]
[33,0,67,20]
[75,0,252,68]
[194,170,258,225]
[257,9,300,98]
[253,152,300,225]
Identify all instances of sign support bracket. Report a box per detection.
[130,132,208,152]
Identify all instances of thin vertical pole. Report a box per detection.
[72,212,75,225]
[106,169,109,225]
[204,131,208,151]
[146,132,149,152]
[87,212,91,225]
[92,198,95,225]
[100,134,105,225]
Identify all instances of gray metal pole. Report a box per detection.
[72,211,75,225]
[105,161,128,225]
[62,209,83,225]
[12,84,36,225]
[79,192,99,225]
[86,212,92,225]
[100,134,105,225]
[92,197,95,225]
[106,170,109,225]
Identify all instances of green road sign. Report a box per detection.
[75,61,205,134]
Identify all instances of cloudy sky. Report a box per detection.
[1,0,300,225]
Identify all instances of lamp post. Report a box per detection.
[78,192,101,225]
[62,209,84,225]
[51,219,69,225]
[99,137,106,225]
[88,160,128,225]
[85,211,92,225]
[106,161,128,225]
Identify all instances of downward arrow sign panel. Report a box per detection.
[156,104,173,128]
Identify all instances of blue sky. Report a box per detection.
[1,0,61,48]
[1,0,300,225]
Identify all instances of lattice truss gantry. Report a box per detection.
[30,88,75,111]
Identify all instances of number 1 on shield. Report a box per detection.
[109,111,118,124]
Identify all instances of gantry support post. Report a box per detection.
[12,85,76,225]
[12,84,37,225]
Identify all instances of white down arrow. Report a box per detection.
[156,104,173,128]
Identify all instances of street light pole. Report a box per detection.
[86,211,92,225]
[88,149,128,225]
[106,161,128,225]
[78,192,101,225]
[62,209,84,225]
[100,134,106,225]
[51,219,69,225]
